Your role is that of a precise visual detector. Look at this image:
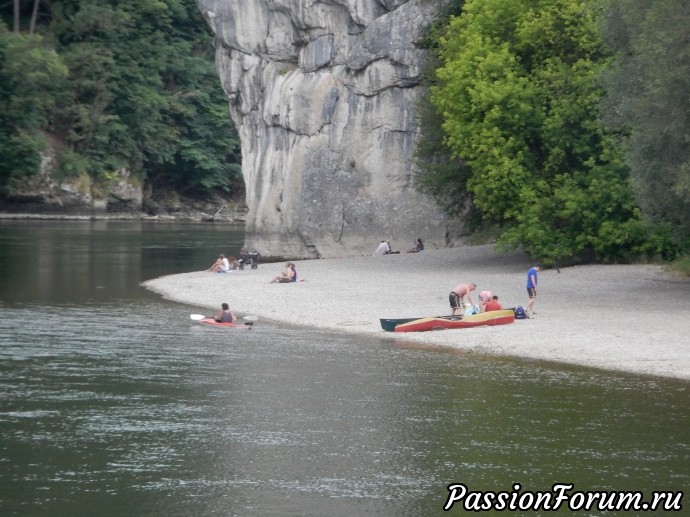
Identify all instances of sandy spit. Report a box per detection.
[142,245,690,381]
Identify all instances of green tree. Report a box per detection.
[429,0,668,264]
[49,0,241,194]
[0,20,68,191]
[601,0,690,250]
[0,0,241,197]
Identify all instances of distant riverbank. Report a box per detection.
[143,245,690,380]
[0,189,246,223]
[0,211,241,222]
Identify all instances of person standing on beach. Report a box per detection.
[449,283,477,315]
[526,264,541,315]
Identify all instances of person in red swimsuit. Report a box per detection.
[484,295,503,312]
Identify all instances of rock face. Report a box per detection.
[198,0,459,258]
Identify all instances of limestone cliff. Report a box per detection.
[198,0,459,258]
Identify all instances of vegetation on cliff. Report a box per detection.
[0,0,240,200]
[418,0,689,266]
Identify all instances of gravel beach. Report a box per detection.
[143,245,690,380]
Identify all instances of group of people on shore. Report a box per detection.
[206,258,301,323]
[450,264,540,317]
[205,246,541,321]
[207,254,239,273]
[206,249,305,285]
[374,238,424,255]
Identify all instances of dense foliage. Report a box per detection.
[600,0,690,251]
[414,1,476,222]
[420,0,677,264]
[0,23,68,187]
[0,0,240,197]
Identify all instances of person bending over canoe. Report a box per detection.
[449,282,477,315]
[215,303,236,323]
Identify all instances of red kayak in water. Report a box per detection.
[190,314,255,329]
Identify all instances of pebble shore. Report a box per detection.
[143,245,690,380]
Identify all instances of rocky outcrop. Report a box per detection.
[198,0,460,258]
[0,139,246,222]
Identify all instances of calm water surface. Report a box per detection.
[0,220,689,516]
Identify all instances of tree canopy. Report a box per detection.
[421,0,677,264]
[601,0,690,250]
[0,0,240,197]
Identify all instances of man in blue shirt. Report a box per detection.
[526,264,541,315]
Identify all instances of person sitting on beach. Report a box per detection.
[207,254,230,273]
[227,256,240,270]
[484,295,503,312]
[374,240,390,255]
[449,282,477,315]
[214,302,236,323]
[406,238,424,253]
[385,240,401,254]
[478,290,493,312]
[288,262,307,282]
[270,262,296,283]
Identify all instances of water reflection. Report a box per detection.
[0,220,245,304]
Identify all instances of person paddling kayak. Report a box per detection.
[214,302,236,323]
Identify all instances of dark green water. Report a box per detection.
[0,220,688,516]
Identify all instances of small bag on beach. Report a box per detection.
[464,305,480,316]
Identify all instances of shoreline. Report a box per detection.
[0,212,243,223]
[142,245,690,381]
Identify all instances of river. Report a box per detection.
[1,220,688,516]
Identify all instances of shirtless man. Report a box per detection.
[449,282,477,315]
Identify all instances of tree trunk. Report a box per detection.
[13,0,20,33]
[29,0,40,35]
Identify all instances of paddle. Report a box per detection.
[190,314,205,321]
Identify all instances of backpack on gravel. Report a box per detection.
[514,306,528,319]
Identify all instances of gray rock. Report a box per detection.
[198,0,461,258]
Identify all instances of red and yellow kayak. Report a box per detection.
[394,309,515,333]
